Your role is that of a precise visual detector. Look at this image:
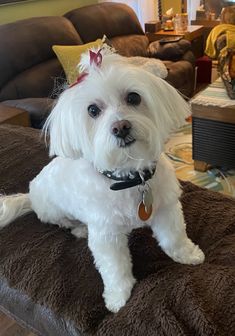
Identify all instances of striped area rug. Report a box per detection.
[191,76,235,107]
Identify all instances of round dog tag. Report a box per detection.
[138,201,152,221]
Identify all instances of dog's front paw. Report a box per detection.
[166,240,205,265]
[103,278,136,313]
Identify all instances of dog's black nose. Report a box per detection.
[111,120,132,138]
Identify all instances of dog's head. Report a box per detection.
[45,49,190,171]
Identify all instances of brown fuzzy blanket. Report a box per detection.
[0,125,235,336]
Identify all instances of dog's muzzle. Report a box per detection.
[111,120,136,147]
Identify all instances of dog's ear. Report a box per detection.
[161,78,191,129]
[43,89,82,159]
[146,75,191,142]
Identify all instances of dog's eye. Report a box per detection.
[126,92,141,106]
[88,104,101,118]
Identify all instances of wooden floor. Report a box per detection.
[0,311,36,336]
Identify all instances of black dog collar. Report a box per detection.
[100,164,156,191]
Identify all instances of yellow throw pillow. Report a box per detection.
[52,39,102,85]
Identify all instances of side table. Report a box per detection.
[146,25,204,58]
[191,77,235,171]
[0,104,30,127]
[191,20,219,50]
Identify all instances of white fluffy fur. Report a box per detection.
[80,49,168,80]
[0,50,204,313]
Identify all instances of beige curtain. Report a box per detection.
[187,0,201,20]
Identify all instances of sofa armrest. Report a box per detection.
[148,39,195,65]
[164,60,195,98]
[0,103,30,127]
[2,98,55,129]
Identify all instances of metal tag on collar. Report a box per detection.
[143,187,153,213]
[138,174,153,221]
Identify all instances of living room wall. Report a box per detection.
[0,0,97,24]
[162,0,181,15]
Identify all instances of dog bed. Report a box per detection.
[0,124,235,336]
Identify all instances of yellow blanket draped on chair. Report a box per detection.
[205,24,235,59]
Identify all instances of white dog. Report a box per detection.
[0,48,204,313]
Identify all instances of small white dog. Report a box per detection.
[0,48,204,313]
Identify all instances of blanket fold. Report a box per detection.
[0,125,235,336]
[205,24,235,59]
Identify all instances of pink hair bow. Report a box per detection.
[69,72,88,88]
[69,49,103,88]
[89,49,103,67]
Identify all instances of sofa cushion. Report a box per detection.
[65,3,145,43]
[0,125,235,336]
[110,35,149,57]
[0,59,64,102]
[65,3,149,59]
[52,39,103,84]
[0,16,82,101]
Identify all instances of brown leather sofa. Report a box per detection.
[0,2,195,128]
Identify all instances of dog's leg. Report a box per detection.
[152,201,205,265]
[0,194,32,228]
[85,229,136,313]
